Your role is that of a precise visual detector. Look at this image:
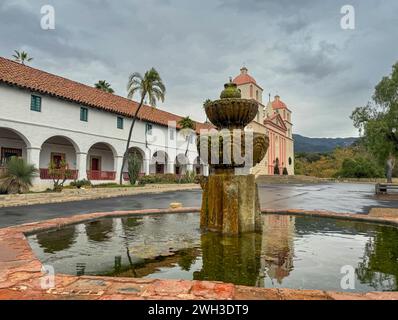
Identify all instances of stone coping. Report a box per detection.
[1,207,398,300]
[0,184,200,208]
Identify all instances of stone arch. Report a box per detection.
[39,136,80,179]
[175,153,189,175]
[39,135,80,154]
[150,150,169,174]
[87,142,117,180]
[0,127,31,166]
[0,127,31,148]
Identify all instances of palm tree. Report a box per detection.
[178,116,196,157]
[12,50,33,65]
[119,68,166,185]
[177,117,196,182]
[0,157,38,194]
[94,80,114,94]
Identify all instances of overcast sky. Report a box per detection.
[1,0,397,138]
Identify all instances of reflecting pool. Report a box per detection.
[27,213,398,292]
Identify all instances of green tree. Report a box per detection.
[0,157,37,194]
[356,227,398,291]
[127,152,141,185]
[94,80,114,93]
[336,157,384,179]
[12,50,33,65]
[351,62,398,182]
[119,68,166,185]
[48,160,73,192]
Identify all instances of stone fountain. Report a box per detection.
[198,80,269,235]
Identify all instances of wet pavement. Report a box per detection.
[257,183,397,214]
[0,183,397,228]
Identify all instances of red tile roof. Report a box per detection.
[232,73,257,86]
[272,96,287,109]
[0,57,212,132]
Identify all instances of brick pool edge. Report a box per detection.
[1,207,398,300]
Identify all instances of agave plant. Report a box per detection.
[0,157,38,194]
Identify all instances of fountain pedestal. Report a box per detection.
[200,173,262,234]
[198,81,269,235]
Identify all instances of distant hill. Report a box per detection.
[293,134,358,153]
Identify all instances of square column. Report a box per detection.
[26,147,41,168]
[186,164,194,172]
[76,152,87,180]
[166,161,175,174]
[203,164,209,177]
[114,156,124,182]
[143,159,150,176]
[26,147,41,185]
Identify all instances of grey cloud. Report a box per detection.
[1,0,397,137]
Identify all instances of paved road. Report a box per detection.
[0,183,397,228]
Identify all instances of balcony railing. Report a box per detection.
[40,168,79,180]
[87,170,116,181]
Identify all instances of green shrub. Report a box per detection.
[138,173,198,185]
[335,157,384,178]
[93,183,136,188]
[0,157,38,194]
[70,179,92,189]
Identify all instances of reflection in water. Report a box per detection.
[36,226,76,253]
[114,255,122,273]
[356,227,398,291]
[178,249,198,272]
[121,217,142,230]
[194,232,262,286]
[76,263,86,276]
[85,219,114,242]
[27,214,398,292]
[262,215,295,284]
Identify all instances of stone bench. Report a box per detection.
[375,183,398,195]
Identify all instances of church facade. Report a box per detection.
[233,67,295,175]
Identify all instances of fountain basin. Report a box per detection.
[204,98,259,129]
[2,208,398,300]
[197,131,269,169]
[26,211,398,293]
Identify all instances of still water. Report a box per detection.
[27,213,398,292]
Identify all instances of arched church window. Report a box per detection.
[289,157,292,166]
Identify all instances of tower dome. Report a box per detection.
[232,67,257,86]
[272,95,287,109]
